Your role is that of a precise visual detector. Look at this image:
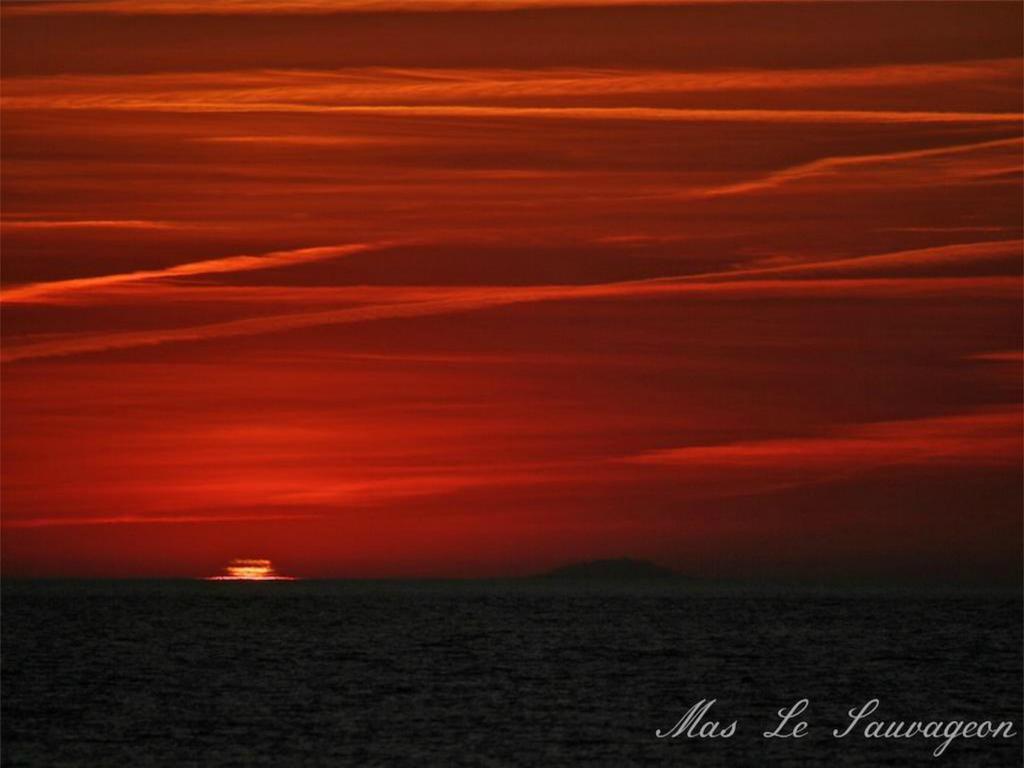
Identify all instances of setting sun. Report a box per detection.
[204,558,296,581]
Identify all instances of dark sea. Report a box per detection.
[3,580,1021,767]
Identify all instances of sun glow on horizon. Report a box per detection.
[204,558,296,581]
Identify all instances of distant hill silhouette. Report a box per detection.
[536,557,677,581]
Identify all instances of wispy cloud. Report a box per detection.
[2,66,1018,123]
[20,276,1019,309]
[7,60,1018,107]
[1,241,386,303]
[621,409,1022,474]
[969,350,1024,363]
[1,512,322,528]
[0,0,912,15]
[687,137,1024,198]
[3,97,1016,123]
[696,239,1022,280]
[1,219,185,231]
[4,238,1018,361]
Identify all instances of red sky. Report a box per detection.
[2,0,1021,580]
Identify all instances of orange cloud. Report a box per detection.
[19,276,1019,310]
[2,66,1019,124]
[4,273,1017,362]
[687,137,1024,198]
[1,241,387,303]
[1,219,184,231]
[0,0,918,15]
[694,239,1022,280]
[3,92,1016,123]
[622,409,1022,474]
[970,351,1024,363]
[1,512,321,529]
[6,60,1017,107]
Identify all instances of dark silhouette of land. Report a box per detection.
[535,557,677,581]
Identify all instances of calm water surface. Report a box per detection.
[3,581,1021,766]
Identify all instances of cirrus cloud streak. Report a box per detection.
[3,238,1019,361]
